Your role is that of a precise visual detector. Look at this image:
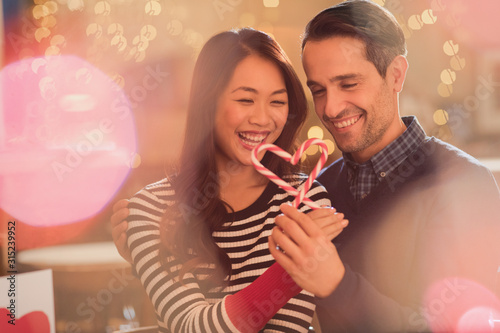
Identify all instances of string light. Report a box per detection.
[384,2,465,137]
[305,126,335,158]
[437,82,453,98]
[440,68,456,85]
[324,140,335,155]
[263,0,279,8]
[307,126,324,140]
[433,109,449,126]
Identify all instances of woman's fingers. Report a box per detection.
[279,203,323,238]
[110,199,130,227]
[269,204,345,298]
[111,219,128,242]
[269,234,294,269]
[113,198,130,211]
[307,207,348,240]
[110,199,132,263]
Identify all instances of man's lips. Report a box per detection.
[332,114,362,129]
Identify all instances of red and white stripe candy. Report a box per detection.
[251,138,329,210]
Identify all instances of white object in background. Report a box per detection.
[0,269,55,333]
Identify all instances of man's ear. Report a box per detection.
[387,55,408,93]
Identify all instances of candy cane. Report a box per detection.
[251,138,328,210]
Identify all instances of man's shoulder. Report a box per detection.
[422,137,490,173]
[318,157,344,180]
[317,157,347,195]
[414,137,497,193]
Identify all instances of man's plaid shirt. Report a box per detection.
[344,116,426,201]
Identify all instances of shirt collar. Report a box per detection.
[343,116,426,180]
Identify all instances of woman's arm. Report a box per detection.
[122,178,346,332]
[126,183,305,333]
[127,186,241,332]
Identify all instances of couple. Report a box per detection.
[111,1,500,332]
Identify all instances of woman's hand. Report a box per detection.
[306,205,348,240]
[269,204,345,298]
[110,199,132,263]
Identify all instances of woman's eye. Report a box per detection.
[237,99,253,104]
[271,100,286,105]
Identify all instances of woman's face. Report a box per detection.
[214,54,289,170]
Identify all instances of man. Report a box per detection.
[269,0,500,332]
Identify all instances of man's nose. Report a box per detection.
[323,91,346,119]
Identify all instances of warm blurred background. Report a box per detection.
[0,0,499,332]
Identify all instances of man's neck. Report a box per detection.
[350,118,407,163]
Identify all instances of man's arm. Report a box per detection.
[271,167,500,332]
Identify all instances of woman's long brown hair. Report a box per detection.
[160,28,308,288]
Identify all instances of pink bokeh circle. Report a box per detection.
[0,55,136,226]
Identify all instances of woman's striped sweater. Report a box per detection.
[126,174,330,332]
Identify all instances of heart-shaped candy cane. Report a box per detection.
[251,138,328,209]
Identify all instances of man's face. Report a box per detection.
[302,36,406,163]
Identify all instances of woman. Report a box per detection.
[113,28,347,332]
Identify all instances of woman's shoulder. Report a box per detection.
[143,177,174,192]
[130,177,177,208]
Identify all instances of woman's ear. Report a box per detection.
[388,55,408,93]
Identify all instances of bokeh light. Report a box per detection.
[424,278,500,332]
[263,0,279,8]
[0,55,136,227]
[324,139,336,155]
[420,9,437,25]
[408,14,424,31]
[145,1,162,16]
[440,68,456,85]
[307,126,324,140]
[443,40,459,56]
[437,82,453,97]
[450,55,466,71]
[305,145,319,156]
[372,0,385,6]
[433,109,449,126]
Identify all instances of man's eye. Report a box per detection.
[342,83,357,89]
[311,88,325,96]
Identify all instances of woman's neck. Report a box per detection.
[217,163,269,212]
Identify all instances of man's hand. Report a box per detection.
[269,203,345,298]
[110,199,132,263]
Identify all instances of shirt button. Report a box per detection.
[380,172,386,177]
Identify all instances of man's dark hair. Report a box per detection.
[302,0,407,77]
